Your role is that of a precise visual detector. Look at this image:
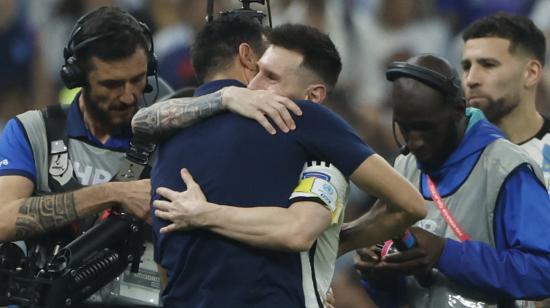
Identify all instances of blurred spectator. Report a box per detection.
[151,0,236,91]
[151,0,200,90]
[0,0,53,132]
[531,0,550,117]
[349,0,449,107]
[437,0,537,34]
[38,0,118,91]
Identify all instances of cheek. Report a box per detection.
[248,77,266,90]
[91,88,115,108]
[278,82,304,100]
[491,67,522,91]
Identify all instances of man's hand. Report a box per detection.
[154,168,214,233]
[324,287,336,308]
[354,246,400,284]
[112,179,152,224]
[376,227,445,276]
[222,86,302,135]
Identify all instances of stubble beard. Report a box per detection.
[475,94,520,126]
[82,88,137,137]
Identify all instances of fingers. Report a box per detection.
[156,186,179,201]
[154,208,171,220]
[180,168,198,187]
[160,223,178,234]
[382,248,423,263]
[153,199,172,211]
[272,102,296,133]
[257,103,291,134]
[262,97,301,133]
[353,253,376,271]
[254,113,277,135]
[356,247,379,262]
[280,97,302,116]
[324,287,335,308]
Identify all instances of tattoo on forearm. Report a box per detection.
[15,193,77,239]
[132,91,224,141]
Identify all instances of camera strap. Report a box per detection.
[427,176,471,242]
[42,105,82,192]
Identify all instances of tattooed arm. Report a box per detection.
[131,86,302,142]
[132,90,225,142]
[0,175,151,242]
[15,193,77,239]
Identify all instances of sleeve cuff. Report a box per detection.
[436,238,462,274]
[0,169,35,183]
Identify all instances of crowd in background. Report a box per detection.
[2,0,550,307]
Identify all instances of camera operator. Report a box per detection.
[0,6,156,306]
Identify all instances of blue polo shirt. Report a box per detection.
[151,79,374,307]
[0,94,132,184]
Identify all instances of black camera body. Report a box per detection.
[0,214,147,308]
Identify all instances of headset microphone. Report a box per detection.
[392,119,410,156]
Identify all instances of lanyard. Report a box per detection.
[427,176,471,242]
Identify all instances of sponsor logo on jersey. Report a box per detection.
[302,171,331,181]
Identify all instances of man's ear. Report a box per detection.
[524,58,543,89]
[305,84,327,103]
[238,43,258,71]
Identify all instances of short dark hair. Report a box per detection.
[462,13,546,66]
[191,15,266,83]
[73,6,150,74]
[267,24,342,92]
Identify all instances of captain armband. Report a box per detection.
[289,161,350,224]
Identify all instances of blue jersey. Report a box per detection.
[151,80,373,307]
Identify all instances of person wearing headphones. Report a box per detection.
[350,54,550,307]
[0,6,158,306]
[0,6,323,306]
[0,5,153,248]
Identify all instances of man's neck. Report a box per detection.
[78,96,111,144]
[205,59,249,85]
[497,99,543,144]
[206,72,246,85]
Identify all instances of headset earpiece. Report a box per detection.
[138,21,158,78]
[60,56,85,89]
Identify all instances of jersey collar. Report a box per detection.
[66,93,132,150]
[193,79,246,97]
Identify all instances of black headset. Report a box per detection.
[60,9,158,91]
[385,61,463,155]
